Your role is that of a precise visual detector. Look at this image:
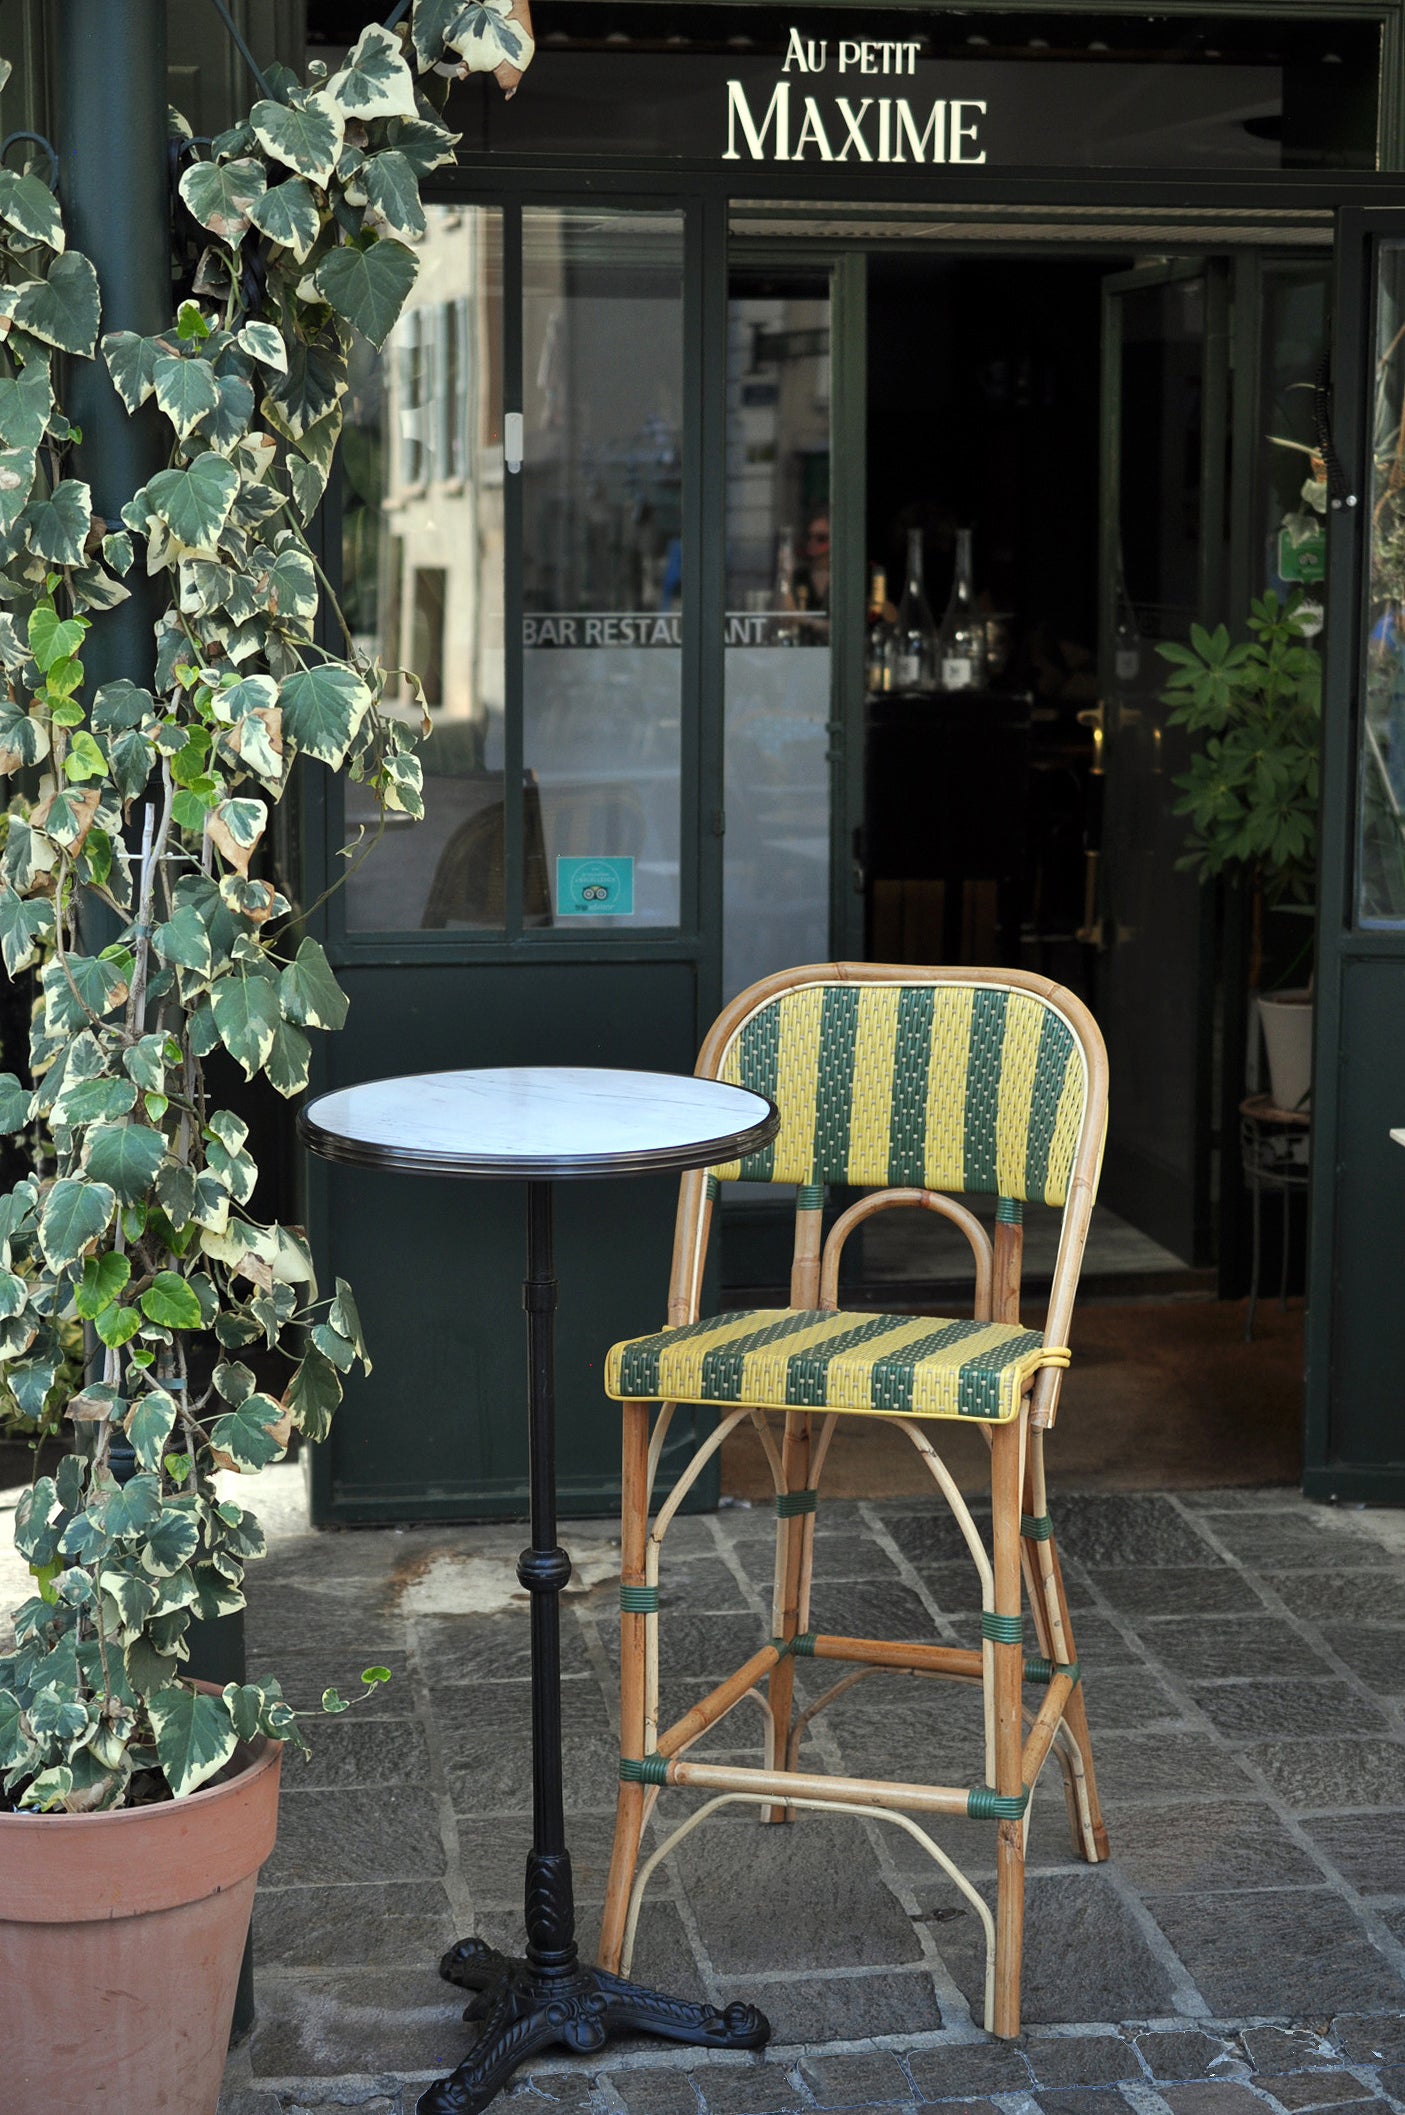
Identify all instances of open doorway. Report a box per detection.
[718,234,1328,1491]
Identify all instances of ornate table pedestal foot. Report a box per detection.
[416,1936,770,2114]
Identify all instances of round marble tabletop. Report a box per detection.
[298,1066,779,1181]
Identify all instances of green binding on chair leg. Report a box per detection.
[981,1610,1024,1644]
[776,1488,818,1517]
[996,1197,1023,1226]
[771,1632,816,1656]
[1020,1512,1054,1541]
[796,1184,825,1212]
[1023,1656,1081,1686]
[620,1755,671,1785]
[967,1783,1031,1820]
[620,1585,659,1614]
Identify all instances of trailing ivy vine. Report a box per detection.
[0,7,531,1809]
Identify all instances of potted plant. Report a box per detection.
[0,8,531,2108]
[1157,587,1320,1111]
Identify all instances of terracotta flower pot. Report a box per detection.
[0,1729,281,2115]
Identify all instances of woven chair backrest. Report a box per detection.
[708,975,1091,1208]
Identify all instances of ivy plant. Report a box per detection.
[0,7,531,1811]
[1157,588,1321,929]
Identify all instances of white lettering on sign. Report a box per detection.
[724,77,980,163]
[723,27,987,163]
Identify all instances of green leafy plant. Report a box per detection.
[0,9,529,1812]
[1157,589,1321,978]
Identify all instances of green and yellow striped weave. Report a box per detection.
[708,982,1084,1206]
[606,1308,1054,1423]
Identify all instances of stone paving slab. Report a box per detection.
[222,1488,1405,2115]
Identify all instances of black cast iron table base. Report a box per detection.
[412,1182,772,2115]
[416,1931,770,2114]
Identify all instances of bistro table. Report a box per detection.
[298,1067,780,2115]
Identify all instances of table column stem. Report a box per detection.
[519,1179,578,1980]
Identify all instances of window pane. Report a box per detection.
[1361,242,1405,926]
[342,205,506,933]
[522,209,684,929]
[723,279,831,1000]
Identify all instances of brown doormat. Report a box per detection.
[720,1297,1304,1500]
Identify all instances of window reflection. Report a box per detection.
[1361,243,1405,926]
[723,277,832,1000]
[522,209,685,928]
[342,205,506,933]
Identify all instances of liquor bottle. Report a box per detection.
[865,564,894,693]
[937,527,986,692]
[893,529,938,690]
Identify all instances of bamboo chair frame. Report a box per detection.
[599,963,1111,2039]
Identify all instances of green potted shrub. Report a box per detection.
[0,9,531,2107]
[1157,587,1320,1110]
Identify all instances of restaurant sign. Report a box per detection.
[724,29,987,166]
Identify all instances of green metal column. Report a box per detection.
[54,0,169,696]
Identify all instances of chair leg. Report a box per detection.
[763,1411,812,1824]
[990,1416,1026,2040]
[601,1400,651,1973]
[1022,1431,1110,1865]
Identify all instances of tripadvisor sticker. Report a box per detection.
[556,855,635,916]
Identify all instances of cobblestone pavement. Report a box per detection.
[218,1487,1405,2115]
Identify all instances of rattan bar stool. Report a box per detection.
[597,964,1111,2039]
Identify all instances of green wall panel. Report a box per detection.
[306,961,712,1522]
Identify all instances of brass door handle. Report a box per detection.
[1075,701,1105,776]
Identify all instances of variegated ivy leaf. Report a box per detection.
[82,1123,167,1205]
[124,1389,178,1475]
[178,157,267,247]
[249,176,321,265]
[328,22,419,121]
[210,959,282,1076]
[444,0,535,77]
[384,114,461,179]
[206,796,266,875]
[209,1393,290,1473]
[279,936,348,1032]
[0,444,37,540]
[0,699,50,774]
[141,453,239,558]
[147,1683,238,1800]
[236,320,288,374]
[203,373,256,454]
[411,0,473,68]
[267,1016,311,1097]
[362,150,426,241]
[249,93,344,184]
[11,251,99,355]
[0,167,64,253]
[261,540,316,627]
[101,329,161,412]
[153,351,219,438]
[279,661,371,768]
[286,453,328,523]
[38,1177,116,1271]
[263,336,346,440]
[19,476,91,566]
[0,355,53,449]
[313,234,418,350]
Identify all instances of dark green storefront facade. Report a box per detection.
[12,0,1405,1515]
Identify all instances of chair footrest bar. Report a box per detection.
[619,1753,1034,1823]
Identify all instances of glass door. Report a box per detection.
[1093,260,1230,1263]
[1305,208,1405,1501]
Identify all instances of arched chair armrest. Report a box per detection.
[819,1188,995,1319]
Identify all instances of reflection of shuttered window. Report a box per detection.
[397,308,432,488]
[451,297,472,480]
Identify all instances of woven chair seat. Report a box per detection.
[607,1308,1063,1423]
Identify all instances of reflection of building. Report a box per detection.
[375,208,504,764]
